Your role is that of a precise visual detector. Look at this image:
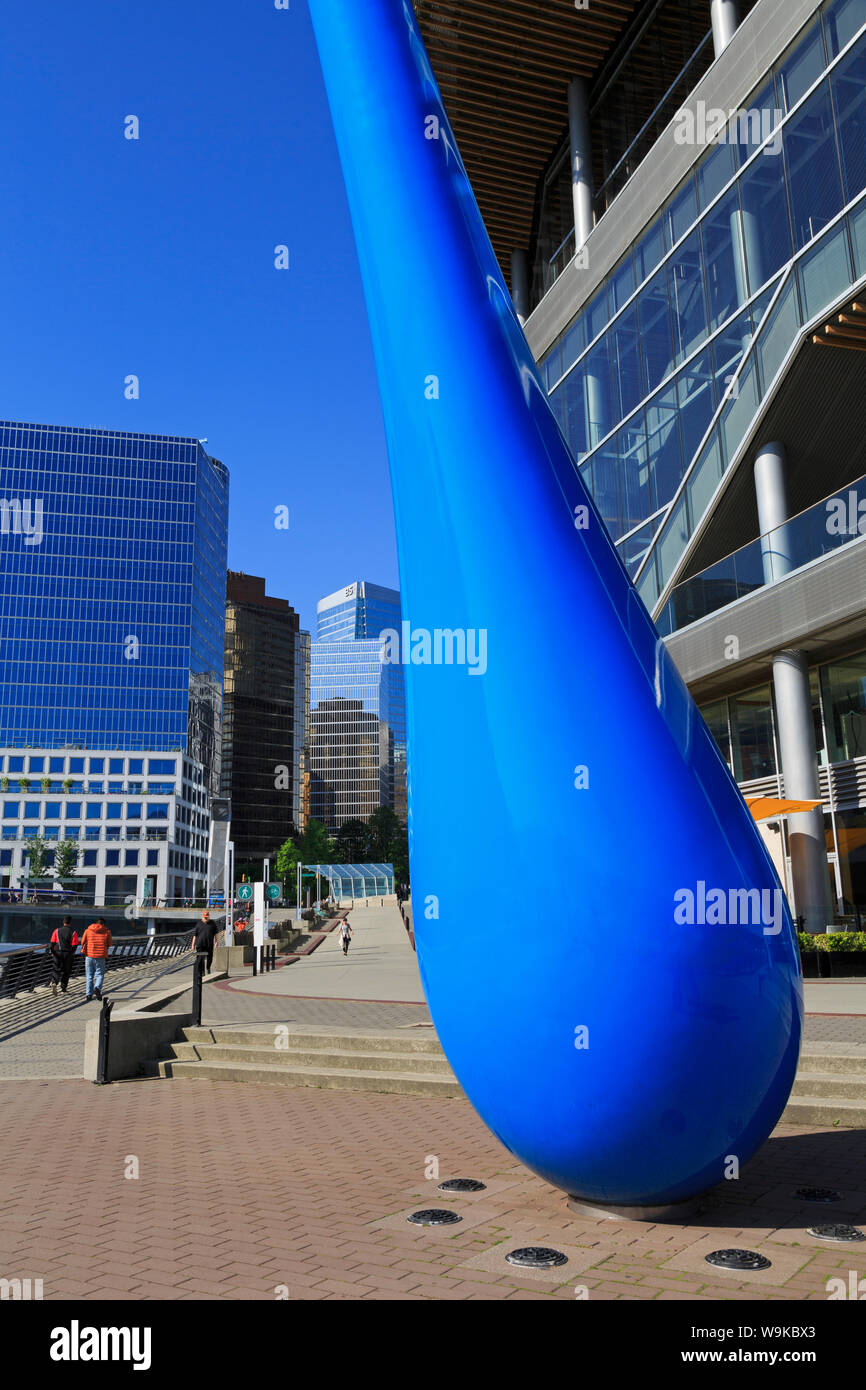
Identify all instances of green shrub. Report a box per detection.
[813,931,866,953]
[797,932,818,953]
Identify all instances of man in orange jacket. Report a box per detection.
[80,917,113,1001]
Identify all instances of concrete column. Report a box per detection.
[754,441,794,585]
[772,650,831,934]
[568,77,594,249]
[510,249,530,326]
[711,0,739,59]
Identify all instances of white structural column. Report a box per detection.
[754,441,794,585]
[711,0,739,58]
[567,77,594,250]
[754,441,831,931]
[772,650,832,933]
[511,249,530,326]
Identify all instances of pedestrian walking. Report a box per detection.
[80,916,113,1001]
[192,909,217,974]
[339,916,353,956]
[49,915,79,996]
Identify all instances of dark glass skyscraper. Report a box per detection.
[221,571,310,861]
[310,582,407,832]
[0,419,229,905]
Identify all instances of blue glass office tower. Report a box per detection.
[310,582,406,831]
[0,420,228,905]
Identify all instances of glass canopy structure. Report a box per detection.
[309,863,394,899]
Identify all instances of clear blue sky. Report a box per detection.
[0,0,397,633]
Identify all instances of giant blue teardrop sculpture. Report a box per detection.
[308,0,802,1206]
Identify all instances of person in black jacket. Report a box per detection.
[191,909,217,974]
[49,916,79,996]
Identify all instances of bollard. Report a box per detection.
[191,952,205,1027]
[252,947,258,977]
[93,998,115,1085]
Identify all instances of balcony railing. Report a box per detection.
[657,470,866,636]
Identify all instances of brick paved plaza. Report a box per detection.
[2,903,865,1302]
[0,1074,863,1302]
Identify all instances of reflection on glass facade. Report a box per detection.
[310,583,406,833]
[0,421,228,796]
[542,0,866,583]
[700,648,866,914]
[221,573,310,860]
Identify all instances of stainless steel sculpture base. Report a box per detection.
[567,1193,710,1223]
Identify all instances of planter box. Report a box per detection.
[825,951,866,978]
[799,950,827,979]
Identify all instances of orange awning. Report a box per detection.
[745,796,823,822]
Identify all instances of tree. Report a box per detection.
[334,818,368,863]
[54,838,81,882]
[24,834,50,880]
[298,819,335,866]
[366,807,404,861]
[275,836,300,894]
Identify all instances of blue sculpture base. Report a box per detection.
[567,1192,714,1223]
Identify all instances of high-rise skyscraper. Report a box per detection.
[221,572,310,861]
[310,581,406,832]
[0,419,229,906]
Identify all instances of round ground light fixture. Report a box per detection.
[705,1249,772,1271]
[794,1186,842,1203]
[806,1223,866,1243]
[406,1208,462,1226]
[505,1247,569,1270]
[437,1178,487,1194]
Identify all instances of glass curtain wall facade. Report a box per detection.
[0,420,228,904]
[699,648,866,918]
[221,572,310,861]
[310,583,407,833]
[540,0,866,592]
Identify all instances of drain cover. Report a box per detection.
[795,1186,841,1203]
[438,1178,487,1194]
[806,1223,866,1242]
[705,1249,772,1271]
[406,1208,462,1226]
[505,1246,568,1269]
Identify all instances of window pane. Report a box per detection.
[701,184,745,330]
[619,416,654,533]
[686,431,724,534]
[697,141,737,211]
[821,652,866,761]
[646,383,684,509]
[798,219,853,319]
[638,266,675,393]
[667,228,708,363]
[676,350,717,465]
[584,336,613,447]
[700,699,732,768]
[778,20,827,112]
[824,0,866,59]
[666,178,698,246]
[737,147,794,293]
[611,254,636,311]
[731,685,777,780]
[757,274,801,388]
[831,38,866,202]
[609,304,645,420]
[635,217,666,285]
[784,81,844,250]
[561,369,589,459]
[590,438,623,537]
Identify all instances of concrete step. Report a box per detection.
[797,1050,866,1077]
[781,1094,866,1127]
[163,1040,456,1076]
[791,1072,866,1101]
[180,1025,445,1056]
[141,1057,463,1097]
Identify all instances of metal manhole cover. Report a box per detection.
[806,1223,866,1242]
[505,1246,568,1269]
[437,1178,487,1193]
[795,1186,841,1202]
[705,1248,772,1271]
[406,1208,462,1226]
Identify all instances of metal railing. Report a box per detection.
[0,928,195,1000]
